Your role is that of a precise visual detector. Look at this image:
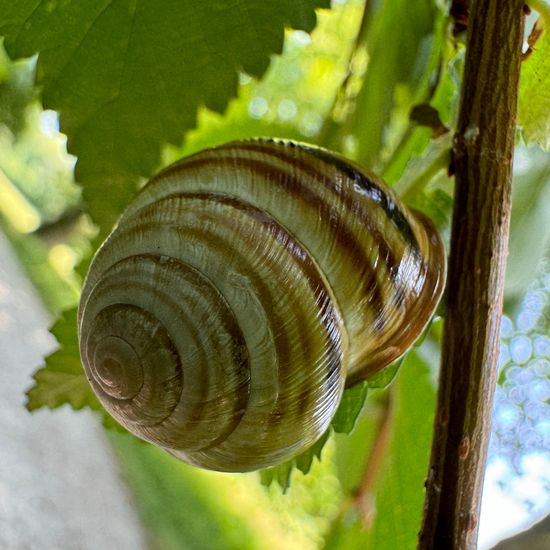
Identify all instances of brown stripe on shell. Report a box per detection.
[187,192,345,426]
[346,210,446,386]
[117,193,345,438]
[217,139,412,260]
[209,142,445,381]
[219,140,415,308]
[155,154,391,331]
[108,201,341,450]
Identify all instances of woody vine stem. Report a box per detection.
[419,0,525,548]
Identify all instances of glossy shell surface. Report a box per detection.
[78,139,445,472]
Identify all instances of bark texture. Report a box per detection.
[419,1,524,548]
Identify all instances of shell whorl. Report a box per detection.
[78,139,445,472]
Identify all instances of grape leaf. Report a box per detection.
[260,430,330,492]
[331,382,368,434]
[366,359,402,389]
[26,308,91,411]
[519,19,550,150]
[0,0,329,187]
[0,43,36,134]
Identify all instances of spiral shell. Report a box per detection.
[78,139,445,472]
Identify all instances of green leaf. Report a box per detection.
[505,147,550,301]
[410,188,453,232]
[0,217,78,315]
[519,19,550,150]
[363,351,436,548]
[26,308,91,411]
[0,42,35,134]
[331,396,382,495]
[323,0,443,169]
[331,382,368,434]
[111,433,258,550]
[366,359,402,389]
[325,351,436,549]
[0,0,328,185]
[260,462,294,492]
[260,429,330,491]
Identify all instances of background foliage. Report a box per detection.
[1,0,550,548]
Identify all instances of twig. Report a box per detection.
[419,1,524,548]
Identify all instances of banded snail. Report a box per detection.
[78,139,445,472]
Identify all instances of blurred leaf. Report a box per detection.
[519,19,550,150]
[260,430,330,491]
[362,351,436,549]
[323,506,366,550]
[410,188,454,232]
[409,103,449,137]
[26,308,92,411]
[382,43,460,187]
[505,148,550,301]
[0,217,77,314]
[332,397,384,495]
[111,434,258,550]
[324,0,443,170]
[0,109,81,226]
[0,0,328,189]
[0,42,35,134]
[332,382,368,434]
[325,351,436,549]
[493,513,550,550]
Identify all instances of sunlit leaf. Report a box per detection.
[505,148,550,302]
[0,218,77,314]
[326,351,436,548]
[323,0,444,170]
[260,430,330,491]
[331,382,368,434]
[112,434,258,550]
[362,351,436,548]
[519,19,550,150]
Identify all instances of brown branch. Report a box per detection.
[419,1,524,549]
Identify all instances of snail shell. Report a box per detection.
[78,139,445,472]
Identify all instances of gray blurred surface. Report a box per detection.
[0,230,147,550]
